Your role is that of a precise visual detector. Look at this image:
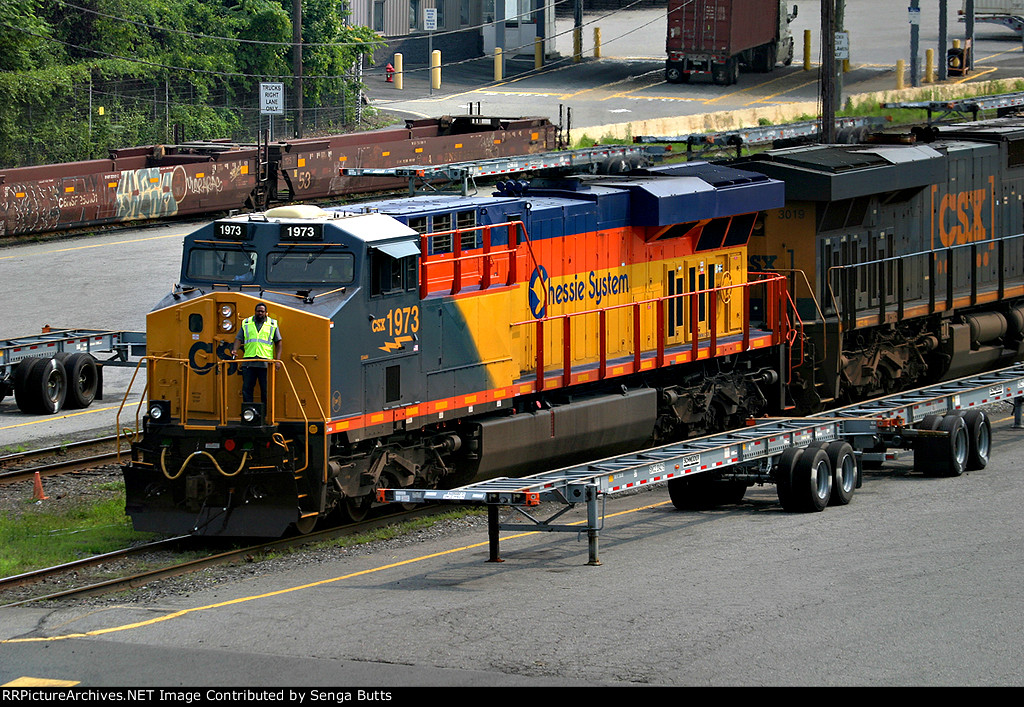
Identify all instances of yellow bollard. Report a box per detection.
[803,29,812,71]
[431,49,441,90]
[394,53,403,90]
[574,27,582,63]
[494,47,503,81]
[594,28,601,58]
[535,37,543,70]
[925,48,934,83]
[896,58,905,90]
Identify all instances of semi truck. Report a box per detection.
[665,0,798,85]
[961,0,1024,35]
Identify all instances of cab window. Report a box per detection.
[185,248,257,283]
[266,251,354,284]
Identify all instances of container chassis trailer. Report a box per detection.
[379,363,1024,565]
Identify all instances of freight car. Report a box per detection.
[733,117,1024,411]
[120,161,795,536]
[0,116,556,239]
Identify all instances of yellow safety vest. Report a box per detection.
[240,317,278,359]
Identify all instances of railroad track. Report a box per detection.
[0,505,450,607]
[0,434,125,486]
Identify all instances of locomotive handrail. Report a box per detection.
[419,220,529,298]
[511,272,790,387]
[825,231,1024,329]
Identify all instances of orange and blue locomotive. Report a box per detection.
[121,162,794,535]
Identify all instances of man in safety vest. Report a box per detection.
[231,303,282,404]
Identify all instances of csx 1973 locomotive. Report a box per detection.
[121,161,793,535]
[122,116,1024,536]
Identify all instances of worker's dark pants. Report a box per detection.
[241,362,269,403]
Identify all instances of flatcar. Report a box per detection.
[734,117,1024,409]
[0,115,556,239]
[120,161,794,536]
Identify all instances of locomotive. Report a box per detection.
[121,161,793,535]
[121,115,1024,536]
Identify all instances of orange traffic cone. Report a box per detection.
[33,471,48,501]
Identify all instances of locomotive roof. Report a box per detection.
[736,143,945,201]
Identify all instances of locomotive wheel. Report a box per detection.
[342,495,372,523]
[788,446,833,513]
[15,357,67,414]
[57,353,99,409]
[961,410,991,471]
[293,514,318,535]
[825,441,858,506]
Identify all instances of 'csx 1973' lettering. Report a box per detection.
[937,188,987,247]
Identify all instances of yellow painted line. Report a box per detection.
[743,78,822,107]
[0,498,672,644]
[0,404,125,430]
[0,233,185,261]
[952,66,998,84]
[2,677,79,686]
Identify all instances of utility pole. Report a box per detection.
[293,0,303,138]
[910,0,920,87]
[821,0,836,144]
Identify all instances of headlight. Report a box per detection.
[241,408,257,423]
[149,404,163,420]
[220,303,234,317]
[221,318,233,331]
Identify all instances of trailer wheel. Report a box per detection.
[666,64,684,83]
[789,446,833,512]
[60,353,99,409]
[774,446,804,511]
[913,414,944,476]
[15,356,67,414]
[961,410,991,470]
[825,441,858,506]
[935,414,969,477]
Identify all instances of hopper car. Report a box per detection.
[119,115,1024,537]
[0,115,556,239]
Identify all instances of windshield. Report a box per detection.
[185,248,257,283]
[266,251,355,285]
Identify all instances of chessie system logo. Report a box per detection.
[529,265,629,319]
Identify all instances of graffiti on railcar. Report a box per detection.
[1,181,62,235]
[115,167,182,222]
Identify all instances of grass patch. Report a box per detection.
[0,483,161,577]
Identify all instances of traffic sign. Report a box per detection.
[260,82,285,116]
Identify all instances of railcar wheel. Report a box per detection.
[961,410,991,470]
[825,441,858,506]
[789,447,833,512]
[15,357,67,414]
[59,353,99,409]
[935,414,969,477]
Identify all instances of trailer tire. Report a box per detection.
[825,441,857,506]
[15,356,67,414]
[774,446,804,511]
[935,414,969,477]
[913,414,944,476]
[666,64,684,84]
[961,410,990,470]
[60,353,99,409]
[790,446,833,512]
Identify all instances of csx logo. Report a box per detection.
[937,188,988,247]
[188,340,238,375]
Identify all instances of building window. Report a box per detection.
[373,1,385,32]
[435,0,445,28]
[460,0,469,25]
[410,0,421,30]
